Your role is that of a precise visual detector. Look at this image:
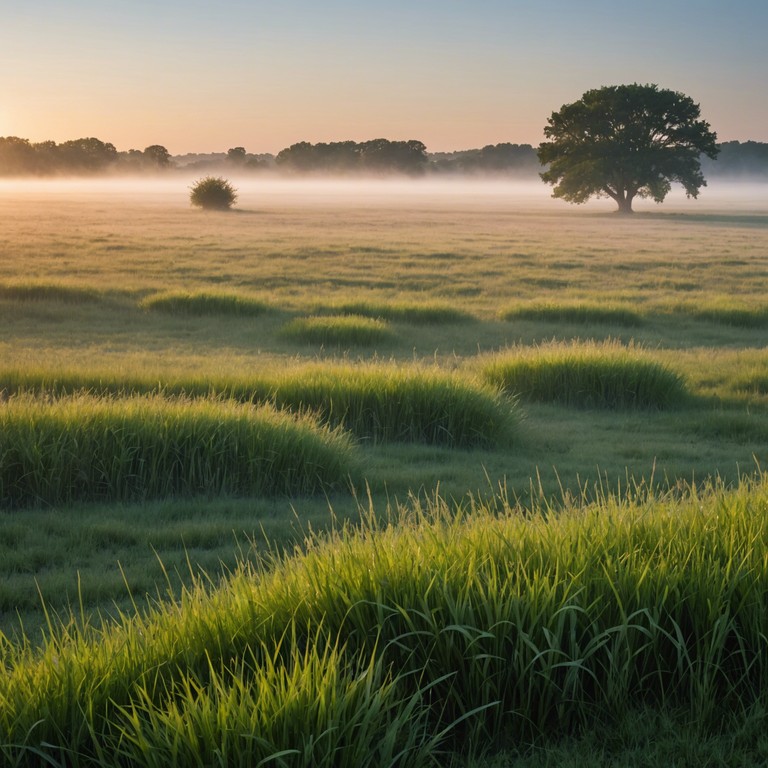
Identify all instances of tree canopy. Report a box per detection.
[275,139,428,175]
[537,84,719,213]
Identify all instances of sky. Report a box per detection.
[2,0,767,155]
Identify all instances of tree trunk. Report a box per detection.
[616,196,634,214]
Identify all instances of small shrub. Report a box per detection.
[189,176,238,210]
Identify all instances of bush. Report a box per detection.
[189,176,238,210]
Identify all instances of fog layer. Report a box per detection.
[0,177,766,215]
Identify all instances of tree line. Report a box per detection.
[1,134,767,178]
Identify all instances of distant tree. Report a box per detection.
[57,137,118,173]
[276,139,427,175]
[189,176,238,210]
[0,136,38,175]
[360,139,427,175]
[31,140,61,173]
[143,144,172,168]
[538,84,719,213]
[702,140,768,177]
[431,143,539,175]
[275,141,317,172]
[227,146,247,164]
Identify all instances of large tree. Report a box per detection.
[538,84,719,213]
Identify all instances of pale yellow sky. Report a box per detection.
[3,1,767,154]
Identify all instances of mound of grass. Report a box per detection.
[280,314,395,346]
[688,305,768,328]
[265,365,518,447]
[314,299,472,324]
[139,290,269,317]
[0,364,519,448]
[0,282,102,304]
[0,395,354,507]
[3,480,768,766]
[500,301,643,327]
[483,341,688,409]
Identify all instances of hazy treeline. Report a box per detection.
[0,136,173,175]
[2,134,768,178]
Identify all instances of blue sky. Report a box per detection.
[2,0,767,153]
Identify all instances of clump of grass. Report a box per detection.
[500,301,644,327]
[0,282,102,304]
[656,299,768,328]
[265,364,518,447]
[314,299,473,324]
[2,479,768,765]
[0,364,519,448]
[688,305,768,328]
[483,341,688,409]
[0,394,354,507]
[280,315,396,346]
[139,290,269,317]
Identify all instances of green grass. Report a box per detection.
[687,305,768,328]
[280,314,395,346]
[0,282,103,304]
[314,299,473,324]
[500,301,643,327]
[2,182,768,765]
[0,363,519,448]
[483,341,689,409]
[2,478,768,766]
[138,290,270,317]
[0,394,354,506]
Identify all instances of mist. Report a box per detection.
[0,176,766,215]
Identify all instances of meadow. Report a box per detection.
[0,177,767,766]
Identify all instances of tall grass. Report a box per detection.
[313,299,473,324]
[0,364,518,447]
[500,301,644,327]
[0,394,354,507]
[2,479,767,765]
[483,341,688,409]
[138,290,270,317]
[0,282,103,304]
[280,314,395,346]
[688,305,768,328]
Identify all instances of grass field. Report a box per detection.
[0,177,767,766]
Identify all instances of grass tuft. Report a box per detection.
[483,341,688,409]
[0,364,519,448]
[314,299,473,324]
[687,305,768,328]
[0,282,103,304]
[138,290,269,317]
[0,394,354,507]
[280,314,396,346]
[500,301,644,327]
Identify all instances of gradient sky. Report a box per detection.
[3,0,767,154]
